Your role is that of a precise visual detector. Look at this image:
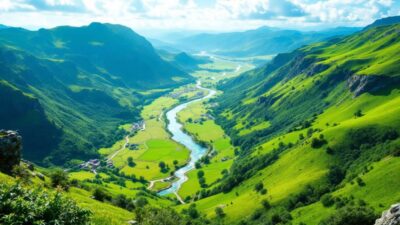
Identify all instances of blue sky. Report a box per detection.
[0,0,399,32]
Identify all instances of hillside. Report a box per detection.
[364,15,400,30]
[0,23,193,165]
[174,26,360,57]
[191,23,400,224]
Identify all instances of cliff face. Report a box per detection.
[375,204,400,225]
[0,130,21,174]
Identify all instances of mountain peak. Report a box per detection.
[364,15,400,30]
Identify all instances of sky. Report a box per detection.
[0,0,399,33]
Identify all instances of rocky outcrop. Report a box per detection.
[347,74,400,97]
[0,130,21,174]
[375,203,400,225]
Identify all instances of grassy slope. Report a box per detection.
[0,172,134,225]
[190,24,400,223]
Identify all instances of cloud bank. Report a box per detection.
[0,0,399,31]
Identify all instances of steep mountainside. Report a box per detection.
[193,23,400,224]
[174,26,360,57]
[0,23,193,165]
[364,15,400,30]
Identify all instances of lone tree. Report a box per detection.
[0,130,21,174]
[159,161,167,172]
[127,157,136,167]
[215,207,225,218]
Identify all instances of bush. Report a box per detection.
[127,157,136,167]
[93,187,111,202]
[0,183,91,225]
[215,207,225,218]
[311,137,327,148]
[254,182,264,192]
[319,205,377,225]
[50,168,69,190]
[321,194,334,207]
[261,199,271,210]
[328,166,345,186]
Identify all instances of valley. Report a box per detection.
[0,14,400,225]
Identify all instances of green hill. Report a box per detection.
[190,23,400,224]
[0,23,193,165]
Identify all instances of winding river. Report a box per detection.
[159,82,217,196]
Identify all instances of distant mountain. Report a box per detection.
[158,50,210,72]
[0,24,8,30]
[364,15,400,30]
[0,23,193,164]
[174,26,360,57]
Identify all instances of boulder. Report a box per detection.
[375,203,400,225]
[0,130,22,174]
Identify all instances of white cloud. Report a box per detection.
[0,0,399,31]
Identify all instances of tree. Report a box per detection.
[173,160,178,166]
[159,161,167,172]
[354,109,363,118]
[254,182,264,192]
[93,187,111,202]
[328,166,345,186]
[321,194,334,207]
[261,199,271,210]
[197,170,205,178]
[135,197,148,208]
[215,207,225,218]
[127,157,136,167]
[50,168,69,190]
[187,204,199,219]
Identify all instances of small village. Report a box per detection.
[77,120,145,173]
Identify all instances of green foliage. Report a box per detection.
[319,205,377,225]
[0,183,91,225]
[321,194,335,207]
[93,187,111,202]
[127,157,136,167]
[50,168,69,190]
[215,207,225,218]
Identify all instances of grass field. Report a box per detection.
[176,99,236,199]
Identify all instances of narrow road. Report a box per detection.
[175,192,185,204]
[107,135,130,162]
[147,176,173,190]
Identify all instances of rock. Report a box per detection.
[0,130,22,174]
[375,203,400,225]
[347,74,400,97]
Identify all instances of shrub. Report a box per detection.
[319,205,377,225]
[261,199,271,210]
[311,137,327,148]
[93,187,111,202]
[356,177,366,187]
[321,194,334,207]
[254,182,264,192]
[127,157,136,167]
[50,168,69,190]
[215,207,225,218]
[328,166,345,186]
[260,188,268,195]
[0,183,91,225]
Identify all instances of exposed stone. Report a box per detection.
[347,74,400,97]
[375,203,400,225]
[0,130,22,174]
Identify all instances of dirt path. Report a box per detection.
[174,192,185,204]
[107,135,130,162]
